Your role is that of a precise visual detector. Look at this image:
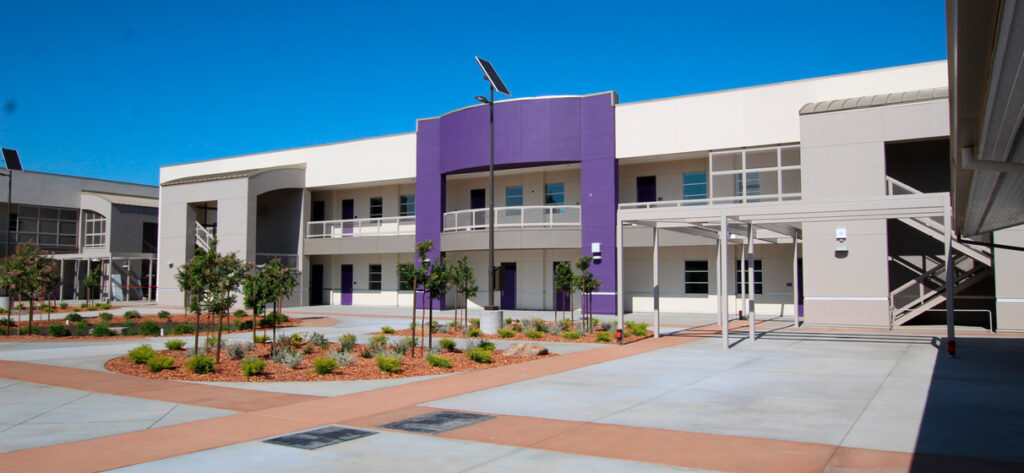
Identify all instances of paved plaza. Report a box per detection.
[1,304,1023,472]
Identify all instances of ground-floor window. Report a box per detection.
[368,264,382,290]
[735,259,763,294]
[684,260,709,294]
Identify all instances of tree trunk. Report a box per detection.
[27,300,34,334]
[410,281,417,354]
[252,310,258,343]
[427,298,434,354]
[272,300,279,352]
[193,310,200,353]
[215,313,223,362]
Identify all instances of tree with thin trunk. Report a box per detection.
[452,257,477,328]
[573,256,601,333]
[175,239,247,361]
[175,249,207,350]
[243,262,274,344]
[263,259,297,353]
[554,262,574,324]
[82,264,101,307]
[422,255,451,353]
[397,240,432,353]
[0,243,60,335]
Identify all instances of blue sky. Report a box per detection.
[0,1,947,185]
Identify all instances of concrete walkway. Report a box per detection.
[1,314,1022,472]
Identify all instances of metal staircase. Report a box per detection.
[195,221,214,251]
[885,177,993,327]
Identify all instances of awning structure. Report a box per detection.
[615,192,953,349]
[81,191,158,208]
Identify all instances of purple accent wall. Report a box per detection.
[416,93,618,313]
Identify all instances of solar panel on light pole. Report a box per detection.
[474,57,509,311]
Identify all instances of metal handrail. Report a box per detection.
[306,216,416,239]
[618,193,802,210]
[442,205,581,232]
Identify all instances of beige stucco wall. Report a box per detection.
[995,225,1024,332]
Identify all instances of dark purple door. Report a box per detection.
[340,264,353,305]
[637,176,656,203]
[553,262,567,311]
[470,189,485,209]
[500,262,516,310]
[342,199,354,235]
[311,264,324,305]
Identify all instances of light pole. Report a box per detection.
[474,57,510,331]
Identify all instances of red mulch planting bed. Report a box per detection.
[0,312,299,341]
[377,326,651,344]
[105,342,553,382]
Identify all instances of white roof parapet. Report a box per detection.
[800,87,949,115]
[80,191,159,208]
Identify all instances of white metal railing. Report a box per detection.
[255,253,298,268]
[885,176,922,196]
[195,222,214,250]
[306,216,415,239]
[443,205,581,232]
[618,193,802,210]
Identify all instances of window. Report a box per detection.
[734,173,761,197]
[368,264,382,291]
[544,183,565,205]
[505,186,523,207]
[683,173,708,201]
[84,211,106,248]
[142,222,157,253]
[369,197,383,218]
[13,205,79,250]
[399,194,415,216]
[735,259,763,294]
[684,260,709,294]
[399,275,412,291]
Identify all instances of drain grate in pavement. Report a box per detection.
[378,410,495,434]
[264,425,376,450]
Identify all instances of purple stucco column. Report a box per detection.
[579,93,618,314]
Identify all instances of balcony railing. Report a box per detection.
[443,205,581,232]
[306,216,416,239]
[618,193,802,210]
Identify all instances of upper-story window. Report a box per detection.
[14,205,78,250]
[709,145,800,204]
[683,173,708,201]
[83,211,106,248]
[544,183,564,206]
[399,194,415,216]
[506,186,523,207]
[370,197,383,219]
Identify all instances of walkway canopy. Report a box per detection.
[615,192,952,349]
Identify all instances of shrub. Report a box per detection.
[254,334,270,343]
[309,332,328,349]
[99,303,112,310]
[48,324,71,337]
[326,349,356,366]
[629,322,648,337]
[241,356,265,377]
[505,317,513,324]
[290,333,304,343]
[312,357,338,375]
[79,302,89,309]
[165,339,185,350]
[139,320,161,336]
[99,312,113,322]
[596,332,612,342]
[474,339,495,351]
[172,324,194,335]
[272,349,303,369]
[427,353,452,368]
[0,317,13,327]
[43,306,54,314]
[558,319,573,331]
[18,326,33,335]
[375,355,401,373]
[469,318,480,327]
[266,312,289,324]
[380,326,395,334]
[128,345,156,364]
[226,342,252,360]
[87,305,100,311]
[123,310,141,321]
[466,348,493,363]
[439,338,456,352]
[233,309,247,318]
[368,334,389,353]
[186,355,215,374]
[360,348,374,358]
[157,310,171,319]
[562,331,581,340]
[525,330,543,339]
[467,328,481,337]
[91,323,113,337]
[147,355,175,373]
[64,312,82,322]
[122,328,139,336]
[237,320,253,331]
[436,324,449,334]
[59,302,69,309]
[389,336,415,355]
[303,345,314,355]
[258,318,275,329]
[498,328,515,338]
[75,320,89,335]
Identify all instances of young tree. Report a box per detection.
[452,257,477,327]
[175,248,207,350]
[396,240,432,351]
[82,263,102,307]
[175,240,248,361]
[243,263,274,343]
[422,255,451,353]
[554,262,575,324]
[0,243,61,335]
[264,258,297,351]
[574,256,602,333]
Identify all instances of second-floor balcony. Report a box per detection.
[443,205,581,232]
[306,216,416,239]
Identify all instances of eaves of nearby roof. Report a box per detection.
[161,164,305,186]
[799,87,949,115]
[81,191,158,208]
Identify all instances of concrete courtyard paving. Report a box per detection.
[1,305,1022,472]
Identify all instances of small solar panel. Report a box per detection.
[476,57,510,96]
[1,149,21,171]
